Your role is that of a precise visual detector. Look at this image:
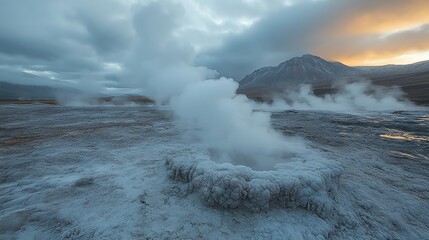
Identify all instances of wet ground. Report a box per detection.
[0,105,428,239]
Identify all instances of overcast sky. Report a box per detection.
[0,0,428,91]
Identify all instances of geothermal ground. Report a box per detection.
[0,104,428,239]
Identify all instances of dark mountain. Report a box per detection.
[0,68,85,100]
[0,81,82,100]
[0,81,56,100]
[238,54,359,92]
[357,60,429,76]
[237,54,429,105]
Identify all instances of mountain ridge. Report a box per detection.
[238,54,429,91]
[238,54,359,91]
[0,81,82,100]
[356,60,429,76]
[237,54,429,105]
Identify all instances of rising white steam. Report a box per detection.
[264,81,420,113]
[122,1,296,169]
[171,77,307,169]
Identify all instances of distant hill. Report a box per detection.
[357,60,429,76]
[0,68,83,100]
[238,54,359,92]
[0,81,58,100]
[367,71,429,105]
[0,68,155,105]
[237,54,429,105]
[0,81,84,100]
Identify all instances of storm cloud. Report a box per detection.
[0,0,428,89]
[0,0,134,91]
[196,0,429,80]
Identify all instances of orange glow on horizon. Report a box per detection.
[334,51,429,67]
[340,1,429,36]
[314,0,429,66]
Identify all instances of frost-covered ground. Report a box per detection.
[0,105,428,239]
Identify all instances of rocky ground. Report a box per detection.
[0,105,428,239]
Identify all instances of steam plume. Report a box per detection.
[122,2,295,169]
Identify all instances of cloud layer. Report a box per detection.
[0,0,428,89]
[197,0,429,80]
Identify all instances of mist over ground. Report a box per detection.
[262,81,421,113]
